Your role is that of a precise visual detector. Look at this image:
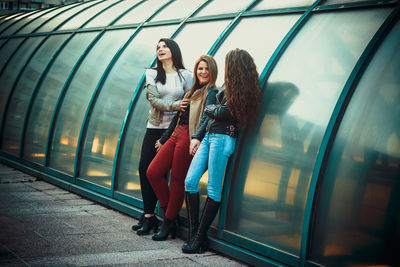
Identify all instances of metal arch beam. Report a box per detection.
[215,0,322,260]
[0,1,96,79]
[44,0,147,168]
[20,0,127,159]
[0,0,107,151]
[73,0,175,183]
[111,0,211,195]
[0,8,42,36]
[299,6,400,267]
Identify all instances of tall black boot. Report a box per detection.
[181,192,199,251]
[182,197,220,254]
[136,215,159,235]
[131,213,144,231]
[152,217,177,241]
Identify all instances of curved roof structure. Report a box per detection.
[0,0,399,266]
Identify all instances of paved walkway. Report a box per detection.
[0,163,247,266]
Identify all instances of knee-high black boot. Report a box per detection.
[182,197,220,254]
[181,192,199,251]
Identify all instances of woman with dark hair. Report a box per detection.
[182,48,261,253]
[146,55,219,241]
[132,38,193,235]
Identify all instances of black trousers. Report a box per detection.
[138,128,166,214]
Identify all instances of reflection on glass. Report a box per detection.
[174,20,231,74]
[114,0,168,26]
[194,0,251,17]
[213,14,300,87]
[1,8,56,36]
[2,35,69,156]
[35,2,96,33]
[0,36,44,144]
[81,24,176,190]
[0,12,32,34]
[250,0,316,11]
[225,8,391,255]
[323,0,369,5]
[83,0,141,29]
[59,0,120,30]
[150,0,205,22]
[48,29,135,176]
[17,4,80,34]
[24,33,98,164]
[310,20,400,267]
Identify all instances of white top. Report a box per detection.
[146,68,193,129]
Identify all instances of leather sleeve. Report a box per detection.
[146,84,181,112]
[191,88,218,141]
[158,113,179,144]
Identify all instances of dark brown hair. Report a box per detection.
[224,48,261,127]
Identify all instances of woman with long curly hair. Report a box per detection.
[182,48,261,254]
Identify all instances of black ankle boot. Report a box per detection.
[131,213,144,231]
[181,192,199,251]
[182,197,220,254]
[152,217,177,241]
[136,215,159,235]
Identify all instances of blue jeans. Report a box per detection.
[185,133,236,202]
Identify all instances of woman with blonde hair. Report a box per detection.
[147,55,218,241]
[182,48,261,254]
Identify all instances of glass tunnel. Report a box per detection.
[0,0,399,266]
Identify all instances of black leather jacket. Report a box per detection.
[192,89,238,141]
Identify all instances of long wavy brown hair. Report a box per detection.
[224,48,261,127]
[187,55,218,101]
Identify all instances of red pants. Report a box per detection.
[147,125,193,220]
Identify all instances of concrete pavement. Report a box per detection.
[0,163,248,266]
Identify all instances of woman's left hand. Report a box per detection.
[189,139,200,156]
[155,140,163,152]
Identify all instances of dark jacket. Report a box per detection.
[159,87,218,144]
[192,89,238,141]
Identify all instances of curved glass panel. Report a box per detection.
[24,32,98,164]
[1,34,69,156]
[309,20,400,267]
[194,0,251,17]
[225,8,391,255]
[0,37,24,71]
[17,4,81,34]
[117,19,230,200]
[213,14,301,86]
[35,2,97,33]
[150,0,205,22]
[59,0,121,31]
[0,7,57,36]
[48,29,135,175]
[0,12,32,34]
[114,0,169,26]
[83,0,141,29]
[0,36,45,138]
[323,0,371,4]
[174,19,231,74]
[250,0,316,11]
[80,24,176,189]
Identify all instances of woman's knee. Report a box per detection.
[185,177,198,193]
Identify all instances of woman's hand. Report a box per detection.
[155,140,163,152]
[180,98,190,112]
[189,139,200,156]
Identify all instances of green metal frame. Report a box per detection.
[0,0,107,150]
[0,0,398,266]
[20,0,126,159]
[74,0,175,195]
[299,6,400,267]
[44,0,147,168]
[111,0,211,203]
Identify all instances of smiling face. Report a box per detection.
[156,41,172,62]
[197,60,210,85]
